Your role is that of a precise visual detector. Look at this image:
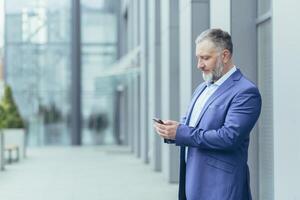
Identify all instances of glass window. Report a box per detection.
[5,0,72,145]
[80,0,119,145]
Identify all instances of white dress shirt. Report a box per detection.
[185,66,237,162]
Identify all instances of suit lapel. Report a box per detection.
[185,84,207,125]
[193,69,242,126]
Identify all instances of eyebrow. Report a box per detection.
[196,55,211,58]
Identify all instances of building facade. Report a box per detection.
[2,0,300,199]
[117,0,300,199]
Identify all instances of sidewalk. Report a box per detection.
[0,146,178,200]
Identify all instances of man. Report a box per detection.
[154,28,261,200]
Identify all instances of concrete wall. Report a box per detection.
[273,0,300,199]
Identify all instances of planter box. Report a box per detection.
[3,129,26,160]
[0,131,4,170]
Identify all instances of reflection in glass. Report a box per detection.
[5,0,72,145]
[80,1,119,145]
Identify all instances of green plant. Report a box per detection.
[0,104,5,128]
[0,85,24,129]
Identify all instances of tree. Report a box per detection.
[0,85,24,128]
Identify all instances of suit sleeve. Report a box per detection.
[175,87,262,150]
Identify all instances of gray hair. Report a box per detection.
[195,28,233,55]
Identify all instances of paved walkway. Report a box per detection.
[0,146,178,200]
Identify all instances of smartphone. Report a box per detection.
[152,118,164,124]
[153,118,174,144]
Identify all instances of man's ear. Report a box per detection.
[222,49,231,64]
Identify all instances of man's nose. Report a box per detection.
[197,60,205,69]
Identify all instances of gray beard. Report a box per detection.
[202,57,224,83]
[202,72,213,83]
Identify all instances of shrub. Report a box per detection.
[0,85,24,129]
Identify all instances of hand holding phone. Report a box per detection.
[153,117,174,144]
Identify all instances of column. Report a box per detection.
[71,0,82,145]
[148,0,162,171]
[231,0,258,198]
[160,0,180,183]
[139,0,149,163]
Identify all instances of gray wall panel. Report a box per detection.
[160,0,180,183]
[231,0,259,199]
[148,0,162,171]
[139,0,149,163]
[179,1,209,118]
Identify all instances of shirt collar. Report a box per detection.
[213,66,237,87]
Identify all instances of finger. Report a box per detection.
[156,126,166,134]
[156,127,170,138]
[164,120,173,125]
[153,124,162,131]
[164,120,178,125]
[155,129,168,138]
[159,133,169,139]
[155,123,167,130]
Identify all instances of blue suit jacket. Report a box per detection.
[174,69,261,200]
